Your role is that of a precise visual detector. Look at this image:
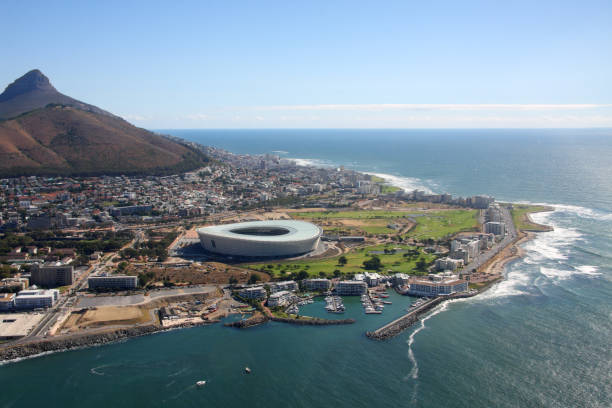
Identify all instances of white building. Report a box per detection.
[392,273,410,286]
[238,286,267,300]
[485,221,506,236]
[335,281,367,295]
[267,280,298,293]
[267,290,294,307]
[302,278,331,292]
[435,257,465,271]
[450,238,481,263]
[14,289,59,309]
[88,275,138,291]
[364,272,382,287]
[407,277,468,297]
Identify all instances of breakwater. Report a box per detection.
[270,316,355,326]
[224,313,355,329]
[366,292,477,340]
[224,313,268,328]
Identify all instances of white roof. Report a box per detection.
[197,220,321,243]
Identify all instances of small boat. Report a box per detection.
[244,367,251,374]
[196,380,207,386]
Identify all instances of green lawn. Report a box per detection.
[244,243,436,278]
[293,209,417,220]
[511,204,553,232]
[293,208,479,240]
[406,210,479,241]
[380,185,402,194]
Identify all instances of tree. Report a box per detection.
[338,255,348,266]
[228,276,238,286]
[333,269,341,278]
[297,270,309,280]
[318,271,326,278]
[363,255,382,270]
[248,274,260,284]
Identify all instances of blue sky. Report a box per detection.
[1,0,611,128]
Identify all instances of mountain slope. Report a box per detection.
[0,69,112,120]
[0,70,207,176]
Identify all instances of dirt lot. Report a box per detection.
[126,262,269,286]
[60,306,154,333]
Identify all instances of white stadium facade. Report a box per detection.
[197,220,322,258]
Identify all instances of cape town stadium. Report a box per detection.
[197,220,322,258]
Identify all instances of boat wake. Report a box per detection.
[89,365,109,376]
[405,302,449,381]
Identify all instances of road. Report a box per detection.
[463,206,517,273]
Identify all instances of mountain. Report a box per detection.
[0,69,113,120]
[0,70,208,176]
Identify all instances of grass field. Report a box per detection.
[245,243,436,278]
[407,210,479,240]
[511,204,553,231]
[294,208,479,240]
[293,210,417,220]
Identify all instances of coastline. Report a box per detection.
[0,156,555,363]
[0,319,220,364]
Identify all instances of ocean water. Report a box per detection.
[1,129,611,407]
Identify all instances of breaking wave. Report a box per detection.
[364,172,434,194]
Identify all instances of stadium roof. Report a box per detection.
[197,220,321,242]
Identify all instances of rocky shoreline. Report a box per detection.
[270,316,355,326]
[0,320,218,363]
[224,311,355,329]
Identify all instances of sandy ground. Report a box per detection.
[60,306,154,333]
[473,231,534,282]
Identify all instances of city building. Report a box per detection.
[14,289,59,309]
[392,273,410,286]
[238,285,267,300]
[302,278,331,292]
[109,205,153,217]
[407,276,468,296]
[450,238,481,263]
[335,280,367,295]
[435,257,465,271]
[267,290,294,307]
[364,272,382,287]
[197,220,321,258]
[267,280,298,293]
[0,293,15,311]
[88,275,138,291]
[485,221,506,236]
[0,277,29,291]
[30,263,73,287]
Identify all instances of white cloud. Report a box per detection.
[252,103,612,112]
[183,113,209,120]
[122,113,149,121]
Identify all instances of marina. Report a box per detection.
[324,296,345,313]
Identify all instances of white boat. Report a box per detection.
[244,367,251,374]
[196,380,207,386]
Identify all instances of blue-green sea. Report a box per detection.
[2,129,611,407]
